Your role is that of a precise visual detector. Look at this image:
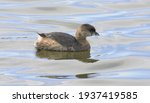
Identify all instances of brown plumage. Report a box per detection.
[34,24,99,52]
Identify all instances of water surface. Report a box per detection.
[0,0,150,85]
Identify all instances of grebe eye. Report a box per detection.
[90,28,95,32]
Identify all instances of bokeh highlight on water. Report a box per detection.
[0,0,150,85]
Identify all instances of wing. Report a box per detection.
[44,32,79,47]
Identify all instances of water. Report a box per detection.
[0,0,150,85]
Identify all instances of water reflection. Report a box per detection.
[39,73,96,79]
[76,73,96,79]
[40,75,72,79]
[39,68,150,80]
[35,49,98,63]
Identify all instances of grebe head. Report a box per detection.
[75,24,99,39]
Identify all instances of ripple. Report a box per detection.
[103,24,150,38]
[91,41,150,59]
[0,50,35,58]
[101,68,150,79]
[38,68,150,80]
[98,0,134,3]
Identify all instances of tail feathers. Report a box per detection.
[37,32,47,37]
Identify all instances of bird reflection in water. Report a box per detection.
[39,73,97,79]
[35,49,98,63]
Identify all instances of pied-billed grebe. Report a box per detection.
[34,24,99,51]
